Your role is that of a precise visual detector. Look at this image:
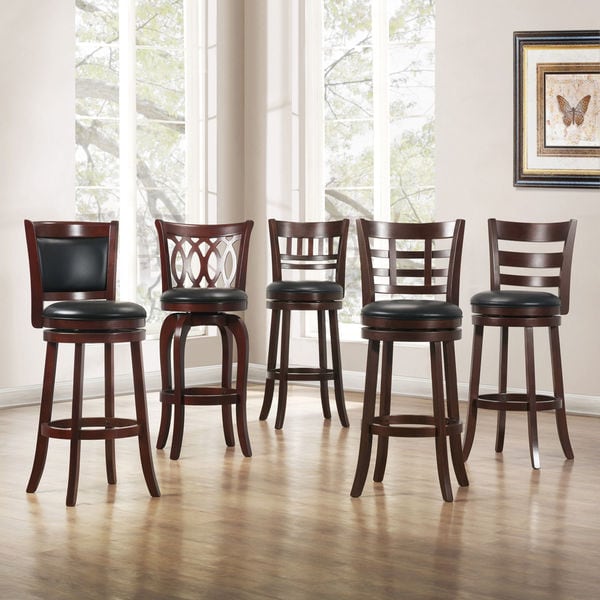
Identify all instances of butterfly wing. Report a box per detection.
[557,95,573,126]
[573,95,591,126]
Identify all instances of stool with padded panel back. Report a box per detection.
[24,219,160,506]
[155,219,253,460]
[259,218,350,429]
[462,219,577,469]
[350,218,469,502]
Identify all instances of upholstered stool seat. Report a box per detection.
[462,219,577,469]
[24,219,160,506]
[155,220,254,460]
[350,218,469,502]
[259,219,350,430]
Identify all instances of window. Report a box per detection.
[319,0,435,328]
[75,0,213,329]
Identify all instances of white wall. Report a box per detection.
[436,0,600,412]
[1,1,598,416]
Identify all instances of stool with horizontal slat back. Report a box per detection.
[259,219,350,429]
[350,219,469,502]
[462,219,577,469]
[155,220,253,460]
[24,219,160,506]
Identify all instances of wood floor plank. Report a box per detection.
[1,385,599,599]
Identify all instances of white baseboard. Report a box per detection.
[2,363,599,417]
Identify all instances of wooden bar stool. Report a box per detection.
[350,219,469,502]
[259,219,350,429]
[155,220,253,460]
[24,220,160,506]
[462,219,577,469]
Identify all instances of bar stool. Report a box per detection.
[155,219,253,460]
[24,219,160,506]
[259,219,350,429]
[350,219,469,502]
[462,219,577,469]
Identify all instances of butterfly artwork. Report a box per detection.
[556,94,591,127]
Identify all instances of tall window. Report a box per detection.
[75,0,212,328]
[320,0,435,326]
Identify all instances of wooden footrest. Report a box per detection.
[266,367,335,382]
[370,414,463,438]
[41,417,140,440]
[160,387,239,406]
[476,393,561,411]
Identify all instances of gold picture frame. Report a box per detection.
[514,30,600,188]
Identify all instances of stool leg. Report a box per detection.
[27,341,58,494]
[549,325,574,459]
[260,309,280,420]
[230,317,252,457]
[131,340,160,497]
[463,324,483,460]
[430,341,453,502]
[274,310,291,430]
[495,327,509,453]
[317,310,332,420]
[443,341,469,487]
[374,341,393,482]
[104,343,117,485]
[170,314,191,460]
[157,313,178,449]
[351,339,380,498]
[66,343,85,507]
[524,327,540,469]
[329,309,349,427]
[218,325,235,447]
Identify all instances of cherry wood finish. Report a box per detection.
[24,219,160,506]
[155,219,253,459]
[259,219,350,429]
[463,218,577,469]
[351,219,468,502]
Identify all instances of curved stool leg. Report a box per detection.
[66,343,85,507]
[27,341,59,494]
[495,327,509,453]
[524,327,540,469]
[260,309,280,420]
[329,309,349,427]
[317,310,331,420]
[104,343,117,485]
[218,325,235,447]
[229,317,252,457]
[131,340,160,497]
[430,341,453,502]
[351,339,380,498]
[549,325,574,459]
[374,341,393,482]
[170,314,191,460]
[275,310,291,430]
[443,341,469,487]
[156,313,178,449]
[463,324,483,461]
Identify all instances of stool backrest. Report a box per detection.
[25,220,118,328]
[155,220,254,291]
[489,218,577,315]
[356,219,465,306]
[268,219,349,288]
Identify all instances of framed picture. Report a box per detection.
[514,30,600,188]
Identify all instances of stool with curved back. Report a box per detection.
[351,219,469,502]
[462,219,577,469]
[259,219,350,429]
[24,219,160,506]
[155,219,253,460]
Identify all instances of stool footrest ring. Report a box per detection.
[370,414,463,438]
[476,393,561,411]
[41,417,140,440]
[160,387,239,406]
[266,367,335,382]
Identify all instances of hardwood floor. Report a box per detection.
[1,385,599,599]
